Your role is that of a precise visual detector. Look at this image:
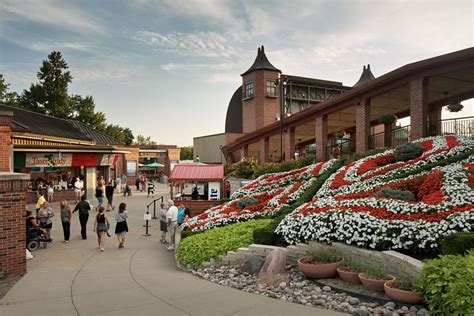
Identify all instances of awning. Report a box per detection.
[145,162,164,167]
[169,164,224,182]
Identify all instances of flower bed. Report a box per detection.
[276,135,474,253]
[182,160,336,232]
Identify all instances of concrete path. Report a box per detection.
[1,185,344,316]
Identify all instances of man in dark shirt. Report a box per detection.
[73,195,91,239]
[105,182,115,211]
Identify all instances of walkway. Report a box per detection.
[0,186,344,316]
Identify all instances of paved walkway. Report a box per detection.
[1,186,344,316]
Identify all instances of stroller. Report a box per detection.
[27,227,49,251]
[124,185,132,196]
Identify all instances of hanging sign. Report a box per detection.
[144,213,152,221]
[99,154,116,166]
[25,153,73,168]
[208,182,220,200]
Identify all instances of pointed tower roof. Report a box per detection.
[354,64,375,87]
[241,46,281,76]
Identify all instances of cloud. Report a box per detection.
[29,41,94,53]
[1,0,104,34]
[134,31,243,58]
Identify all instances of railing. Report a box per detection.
[369,125,411,150]
[146,196,164,219]
[427,116,474,138]
[326,138,356,160]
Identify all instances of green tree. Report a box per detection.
[0,74,19,106]
[70,95,107,131]
[135,135,155,145]
[19,51,72,117]
[122,127,134,145]
[180,146,193,160]
[104,124,134,145]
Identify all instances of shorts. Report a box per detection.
[160,220,167,232]
[41,223,52,229]
[167,221,177,235]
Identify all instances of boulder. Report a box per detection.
[240,255,264,275]
[258,249,289,287]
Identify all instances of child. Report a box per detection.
[93,207,110,252]
[147,180,155,198]
[47,183,54,202]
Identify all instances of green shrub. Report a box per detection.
[253,155,315,178]
[391,274,417,291]
[394,142,424,162]
[181,230,198,239]
[176,219,271,268]
[340,259,365,273]
[441,232,474,255]
[416,251,474,315]
[306,247,342,263]
[228,158,258,179]
[253,225,276,245]
[361,266,389,280]
[236,197,258,209]
[374,188,416,201]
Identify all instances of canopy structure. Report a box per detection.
[169,164,224,182]
[144,162,164,167]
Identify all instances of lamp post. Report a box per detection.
[274,76,288,162]
[219,145,223,164]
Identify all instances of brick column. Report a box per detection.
[356,99,371,153]
[284,127,295,160]
[0,173,30,276]
[240,144,248,161]
[315,115,328,162]
[427,105,442,136]
[0,111,13,172]
[410,77,429,141]
[259,137,270,163]
[383,123,396,147]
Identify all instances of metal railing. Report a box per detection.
[146,196,164,219]
[326,138,356,160]
[369,125,411,150]
[427,116,474,138]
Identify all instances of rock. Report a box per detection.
[278,281,287,289]
[373,307,386,316]
[349,297,360,305]
[258,249,289,287]
[409,306,418,313]
[340,302,351,309]
[352,308,371,316]
[401,306,409,312]
[240,256,264,275]
[384,302,396,309]
[322,286,332,292]
[299,299,307,305]
[416,309,429,316]
[203,274,210,280]
[314,299,326,306]
[392,313,400,316]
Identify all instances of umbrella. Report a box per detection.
[145,162,164,167]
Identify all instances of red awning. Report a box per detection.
[169,164,224,182]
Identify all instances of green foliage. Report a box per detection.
[379,114,397,125]
[236,197,258,209]
[394,142,424,162]
[306,246,342,263]
[176,219,271,268]
[416,251,474,315]
[180,146,193,160]
[391,274,417,291]
[361,266,389,280]
[233,158,258,179]
[374,188,416,201]
[446,101,463,113]
[70,95,107,131]
[253,155,315,178]
[340,259,365,273]
[181,230,198,240]
[441,232,474,255]
[0,74,19,106]
[104,124,134,145]
[135,135,156,146]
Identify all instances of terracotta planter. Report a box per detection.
[298,256,343,279]
[337,267,361,284]
[359,273,395,293]
[384,280,423,304]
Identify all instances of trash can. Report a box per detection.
[160,175,169,185]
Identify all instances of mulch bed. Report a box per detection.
[0,275,23,299]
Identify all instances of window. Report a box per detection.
[244,80,254,99]
[266,80,276,96]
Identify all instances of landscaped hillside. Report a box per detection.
[182,135,474,254]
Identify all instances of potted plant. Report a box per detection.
[446,101,463,112]
[379,114,397,125]
[337,259,364,284]
[384,275,423,304]
[298,247,343,279]
[335,131,345,139]
[359,266,395,292]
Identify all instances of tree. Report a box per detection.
[19,51,72,118]
[122,127,134,146]
[135,135,155,145]
[0,74,19,106]
[104,124,134,145]
[180,146,193,160]
[70,95,107,131]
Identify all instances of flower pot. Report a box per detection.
[337,267,361,284]
[359,273,395,293]
[384,280,423,304]
[298,256,343,279]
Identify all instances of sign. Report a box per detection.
[168,148,181,161]
[25,153,73,168]
[208,182,220,200]
[126,160,137,176]
[144,213,152,220]
[99,154,116,166]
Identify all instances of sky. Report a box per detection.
[1,0,473,146]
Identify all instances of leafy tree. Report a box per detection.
[122,127,134,146]
[0,74,19,106]
[135,135,156,145]
[20,51,73,118]
[180,146,193,160]
[104,124,134,145]
[70,95,107,131]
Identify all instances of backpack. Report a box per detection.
[177,208,186,224]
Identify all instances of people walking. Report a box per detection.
[105,181,115,211]
[159,203,168,244]
[115,203,129,249]
[96,183,104,209]
[147,179,155,198]
[166,200,178,251]
[60,199,72,243]
[93,207,110,252]
[73,195,91,240]
[74,177,83,202]
[37,201,54,241]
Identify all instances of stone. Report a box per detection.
[322,286,332,292]
[314,299,326,305]
[384,302,396,309]
[416,309,429,316]
[258,249,289,287]
[352,308,371,316]
[401,306,409,312]
[373,308,386,316]
[349,297,360,305]
[278,281,287,289]
[240,255,264,275]
[409,306,418,313]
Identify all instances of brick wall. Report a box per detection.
[0,173,30,277]
[124,148,139,185]
[25,189,76,204]
[410,78,429,141]
[0,111,13,172]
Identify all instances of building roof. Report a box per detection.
[241,46,281,76]
[225,86,243,133]
[169,164,224,182]
[0,104,122,145]
[353,64,376,87]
